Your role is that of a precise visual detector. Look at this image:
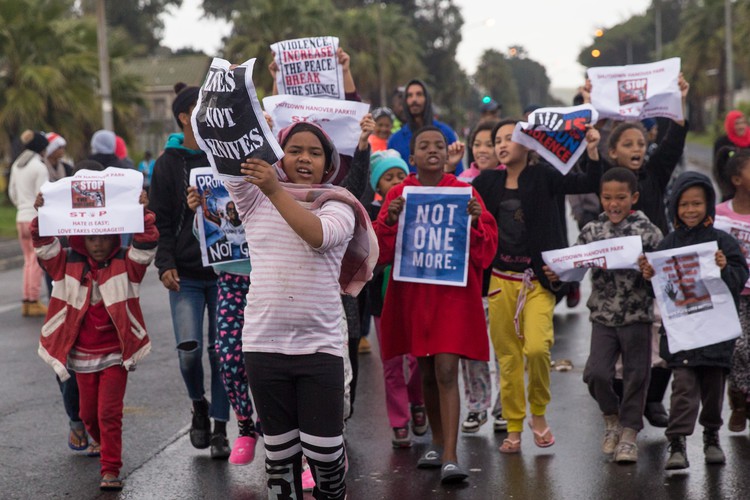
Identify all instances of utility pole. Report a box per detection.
[725,0,734,109]
[96,0,114,131]
[654,0,663,60]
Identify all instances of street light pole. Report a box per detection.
[654,0,663,60]
[96,0,114,131]
[725,0,734,109]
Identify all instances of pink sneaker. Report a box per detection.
[301,467,316,492]
[229,435,257,466]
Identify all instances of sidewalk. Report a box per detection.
[0,238,22,271]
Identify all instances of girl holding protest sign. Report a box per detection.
[639,172,747,470]
[472,119,602,454]
[374,126,498,484]
[225,121,376,500]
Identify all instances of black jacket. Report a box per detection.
[473,156,602,291]
[149,145,216,281]
[657,171,749,369]
[605,121,687,234]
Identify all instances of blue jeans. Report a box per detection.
[57,372,81,422]
[168,277,229,422]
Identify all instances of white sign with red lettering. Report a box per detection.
[38,167,144,236]
[271,36,345,99]
[263,95,370,156]
[542,235,643,282]
[714,215,750,288]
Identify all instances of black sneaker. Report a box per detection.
[665,436,689,470]
[210,432,231,459]
[461,411,488,433]
[190,398,211,449]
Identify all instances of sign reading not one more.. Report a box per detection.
[394,186,472,287]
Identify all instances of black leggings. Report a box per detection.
[245,352,347,500]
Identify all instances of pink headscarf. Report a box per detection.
[725,110,750,148]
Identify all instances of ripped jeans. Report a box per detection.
[168,277,230,422]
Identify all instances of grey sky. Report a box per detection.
[161,0,653,89]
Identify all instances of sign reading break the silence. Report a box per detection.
[192,57,284,180]
[271,36,345,99]
[394,186,472,287]
[512,104,598,175]
[38,167,144,236]
[588,57,683,121]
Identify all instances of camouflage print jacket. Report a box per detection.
[577,210,663,327]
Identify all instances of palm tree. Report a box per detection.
[0,0,100,159]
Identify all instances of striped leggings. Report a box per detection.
[245,352,347,500]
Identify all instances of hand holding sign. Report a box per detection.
[467,197,482,226]
[386,196,405,226]
[240,158,280,197]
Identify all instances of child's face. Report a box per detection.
[472,130,498,171]
[600,180,638,225]
[282,131,327,185]
[374,116,393,139]
[409,130,447,174]
[377,167,407,197]
[494,124,527,168]
[677,186,707,228]
[609,128,647,171]
[731,161,750,194]
[84,235,116,263]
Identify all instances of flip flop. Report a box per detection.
[100,475,124,491]
[528,422,555,448]
[68,426,88,451]
[499,438,521,454]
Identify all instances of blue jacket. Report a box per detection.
[387,120,462,174]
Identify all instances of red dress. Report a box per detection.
[374,174,498,360]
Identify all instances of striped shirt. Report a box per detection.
[225,180,355,357]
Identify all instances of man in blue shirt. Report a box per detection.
[387,79,463,175]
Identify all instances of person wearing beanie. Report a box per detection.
[115,136,135,169]
[8,130,49,317]
[149,81,229,459]
[387,79,463,174]
[45,132,73,181]
[369,107,396,153]
[89,130,130,170]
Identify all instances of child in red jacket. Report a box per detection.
[32,191,157,491]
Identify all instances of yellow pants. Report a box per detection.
[488,272,555,433]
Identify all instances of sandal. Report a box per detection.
[528,422,555,448]
[86,441,101,457]
[100,474,124,491]
[68,425,88,451]
[499,438,521,454]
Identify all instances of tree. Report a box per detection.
[474,49,521,118]
[0,0,100,158]
[507,47,560,108]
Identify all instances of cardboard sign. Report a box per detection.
[38,167,143,236]
[263,95,370,156]
[190,168,249,266]
[192,57,284,180]
[646,241,742,353]
[512,104,598,175]
[588,58,683,121]
[542,235,643,282]
[271,36,345,99]
[393,186,472,287]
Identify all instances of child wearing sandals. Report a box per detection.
[33,191,157,491]
[375,126,498,484]
[472,120,602,454]
[544,167,662,463]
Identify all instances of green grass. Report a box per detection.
[686,131,715,148]
[0,196,17,239]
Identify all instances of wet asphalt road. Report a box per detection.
[1,145,748,499]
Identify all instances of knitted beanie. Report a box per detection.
[45,132,67,157]
[369,149,409,191]
[22,130,49,154]
[91,130,116,155]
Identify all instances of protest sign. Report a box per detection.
[542,235,643,282]
[263,95,370,157]
[588,57,683,121]
[270,36,345,99]
[714,215,750,288]
[393,186,472,287]
[646,241,742,353]
[190,168,249,267]
[512,104,598,175]
[38,167,143,236]
[192,57,284,180]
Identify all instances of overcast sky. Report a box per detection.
[161,0,653,89]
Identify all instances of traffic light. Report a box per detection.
[482,96,492,104]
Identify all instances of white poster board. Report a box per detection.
[38,167,143,236]
[542,235,643,282]
[270,36,345,99]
